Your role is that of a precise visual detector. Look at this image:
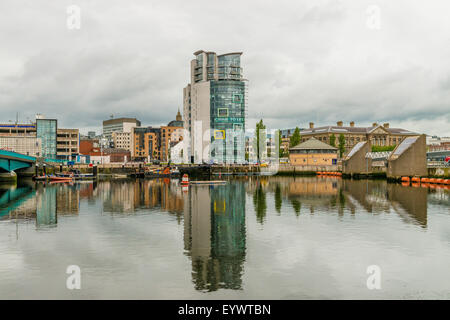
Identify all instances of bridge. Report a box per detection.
[427,150,450,161]
[0,186,36,218]
[0,150,36,173]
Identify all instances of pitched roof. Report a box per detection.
[300,125,417,135]
[290,137,337,150]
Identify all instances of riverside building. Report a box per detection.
[183,50,248,164]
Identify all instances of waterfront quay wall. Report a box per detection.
[276,164,340,175]
[17,162,448,180]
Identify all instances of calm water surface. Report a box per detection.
[0,177,449,299]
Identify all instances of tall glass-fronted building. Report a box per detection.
[36,118,57,159]
[183,50,248,164]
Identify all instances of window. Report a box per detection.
[214,130,225,140]
[218,108,228,117]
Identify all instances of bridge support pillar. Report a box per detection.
[16,163,36,178]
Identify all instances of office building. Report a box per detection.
[0,123,36,136]
[0,136,42,157]
[56,128,79,160]
[183,50,248,164]
[102,117,141,146]
[36,118,57,159]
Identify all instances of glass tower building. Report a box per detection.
[36,119,57,159]
[183,50,248,164]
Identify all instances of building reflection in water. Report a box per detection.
[259,177,429,228]
[101,179,184,220]
[36,184,57,227]
[183,183,246,292]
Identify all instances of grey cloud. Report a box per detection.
[0,0,449,135]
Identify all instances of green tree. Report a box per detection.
[329,134,336,147]
[275,184,282,214]
[291,199,301,217]
[255,119,266,163]
[253,184,267,224]
[277,130,285,158]
[371,145,395,152]
[338,134,346,157]
[289,127,301,148]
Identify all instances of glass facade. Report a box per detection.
[36,119,57,159]
[210,80,246,163]
[218,54,242,80]
[185,51,247,164]
[194,54,203,82]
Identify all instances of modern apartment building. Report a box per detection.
[132,127,160,161]
[112,131,132,152]
[56,128,79,160]
[183,50,248,164]
[103,117,141,146]
[132,112,184,162]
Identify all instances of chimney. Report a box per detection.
[337,121,343,127]
[350,121,355,127]
[383,123,389,128]
[372,122,378,127]
[309,122,314,129]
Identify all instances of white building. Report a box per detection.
[112,131,132,152]
[102,117,140,146]
[170,140,185,164]
[0,136,42,157]
[183,50,248,164]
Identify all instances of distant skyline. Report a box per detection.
[1,0,449,136]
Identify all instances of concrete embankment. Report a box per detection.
[0,172,17,183]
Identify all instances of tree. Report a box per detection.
[338,134,346,157]
[277,130,285,158]
[289,127,301,148]
[329,134,336,147]
[275,183,282,214]
[291,199,301,217]
[253,184,267,224]
[371,145,395,152]
[255,119,266,163]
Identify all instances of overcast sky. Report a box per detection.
[1,0,449,136]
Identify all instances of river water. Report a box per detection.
[0,177,449,299]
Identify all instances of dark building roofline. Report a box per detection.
[103,118,141,126]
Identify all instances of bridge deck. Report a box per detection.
[0,150,36,162]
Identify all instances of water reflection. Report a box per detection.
[247,176,434,227]
[183,183,246,291]
[0,177,448,296]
